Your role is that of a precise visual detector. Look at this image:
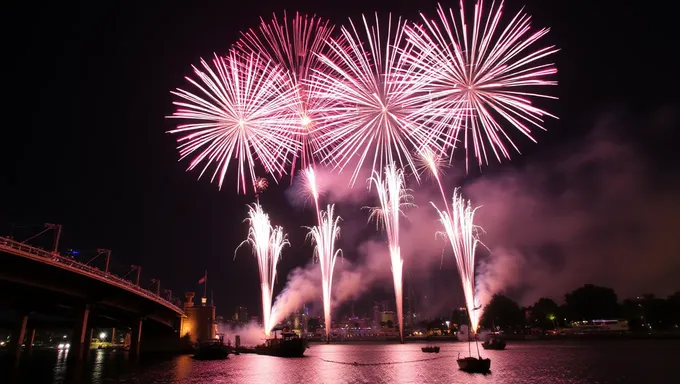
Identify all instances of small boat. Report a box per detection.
[457,311,491,373]
[193,338,229,360]
[482,337,506,350]
[421,346,440,353]
[254,330,308,358]
[457,355,491,373]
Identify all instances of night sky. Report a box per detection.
[2,1,678,319]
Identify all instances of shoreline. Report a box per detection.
[307,332,680,344]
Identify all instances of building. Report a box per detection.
[380,311,397,326]
[180,292,216,343]
[233,306,248,323]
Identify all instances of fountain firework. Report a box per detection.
[306,204,342,342]
[236,203,289,336]
[301,166,342,341]
[431,189,483,333]
[368,163,414,343]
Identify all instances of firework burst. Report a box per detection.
[431,189,483,332]
[405,0,558,170]
[236,203,290,336]
[309,14,436,185]
[306,204,342,342]
[168,51,302,194]
[236,13,337,176]
[368,163,414,343]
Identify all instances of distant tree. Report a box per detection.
[530,298,560,329]
[565,284,619,321]
[623,294,674,332]
[480,294,524,330]
[669,292,680,328]
[386,320,394,328]
[380,321,386,328]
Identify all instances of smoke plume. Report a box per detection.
[216,321,268,347]
[273,108,680,318]
[467,109,680,305]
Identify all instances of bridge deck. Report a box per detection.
[0,236,184,316]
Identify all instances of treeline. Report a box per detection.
[479,284,680,332]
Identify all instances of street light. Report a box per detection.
[100,332,107,341]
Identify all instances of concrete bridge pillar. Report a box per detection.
[25,328,36,354]
[8,314,28,359]
[130,318,143,358]
[83,328,93,357]
[111,328,116,345]
[71,305,90,360]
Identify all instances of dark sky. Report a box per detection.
[2,1,678,318]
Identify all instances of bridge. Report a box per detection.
[0,236,186,359]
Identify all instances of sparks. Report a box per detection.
[306,204,342,342]
[236,203,290,336]
[367,163,414,343]
[168,51,302,194]
[431,189,483,332]
[236,12,338,177]
[404,0,559,171]
[309,14,436,186]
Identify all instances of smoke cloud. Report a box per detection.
[272,108,680,320]
[216,321,268,347]
[268,240,392,326]
[467,109,680,306]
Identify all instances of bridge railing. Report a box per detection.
[0,236,184,314]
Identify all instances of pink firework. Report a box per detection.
[431,189,483,333]
[236,13,337,177]
[367,163,414,343]
[168,51,302,194]
[236,203,290,337]
[308,14,435,186]
[405,0,558,170]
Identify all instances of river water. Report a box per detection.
[2,340,677,383]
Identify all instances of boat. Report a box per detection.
[254,330,308,358]
[193,338,230,360]
[421,346,440,353]
[456,310,491,373]
[457,355,491,373]
[482,336,506,350]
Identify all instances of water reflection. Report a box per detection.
[2,340,679,383]
[52,348,68,382]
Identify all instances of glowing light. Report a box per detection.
[368,163,414,342]
[168,51,302,194]
[404,0,558,170]
[236,203,290,336]
[99,332,106,340]
[300,115,312,128]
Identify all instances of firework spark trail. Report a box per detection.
[309,14,438,186]
[168,51,302,194]
[302,167,322,223]
[236,204,289,337]
[306,204,342,341]
[368,163,414,343]
[431,189,483,332]
[236,13,337,177]
[404,0,558,171]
